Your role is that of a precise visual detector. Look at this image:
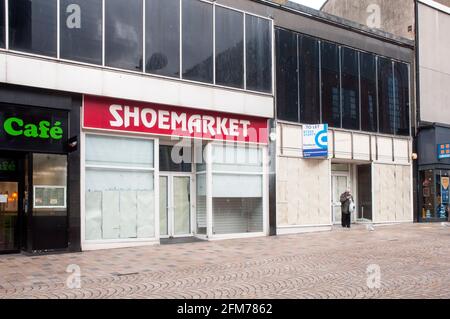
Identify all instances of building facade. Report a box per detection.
[0,0,274,253]
[321,0,450,223]
[0,0,416,255]
[265,1,415,234]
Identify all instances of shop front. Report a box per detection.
[418,125,450,222]
[0,84,81,254]
[81,95,269,250]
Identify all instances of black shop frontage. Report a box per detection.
[417,124,450,222]
[0,84,81,254]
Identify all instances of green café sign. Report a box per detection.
[3,117,64,140]
[0,105,68,153]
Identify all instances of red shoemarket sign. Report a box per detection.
[83,95,269,144]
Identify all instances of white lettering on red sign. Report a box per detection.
[109,105,251,137]
[83,95,268,144]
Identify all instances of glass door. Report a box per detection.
[331,175,349,225]
[159,174,192,238]
[0,182,19,253]
[173,176,191,236]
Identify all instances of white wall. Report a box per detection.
[418,2,450,124]
[276,122,413,233]
[372,163,413,223]
[0,52,274,119]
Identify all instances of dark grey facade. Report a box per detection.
[0,84,81,254]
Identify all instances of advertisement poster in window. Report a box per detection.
[441,176,449,204]
[33,186,67,209]
[303,124,329,158]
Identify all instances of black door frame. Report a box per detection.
[0,151,26,254]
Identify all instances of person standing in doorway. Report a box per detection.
[340,189,354,229]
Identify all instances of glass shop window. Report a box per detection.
[60,0,102,65]
[276,28,298,122]
[182,0,213,84]
[299,34,320,124]
[211,144,264,235]
[85,135,155,240]
[9,0,57,56]
[246,14,272,93]
[321,41,341,128]
[394,62,410,136]
[0,0,4,48]
[33,154,68,213]
[360,52,378,133]
[378,57,395,135]
[215,6,244,89]
[105,0,143,71]
[341,47,360,130]
[145,0,180,78]
[421,170,435,219]
[435,170,449,220]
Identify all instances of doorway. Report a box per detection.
[331,173,350,225]
[0,182,19,253]
[357,164,373,222]
[0,152,24,254]
[159,174,192,238]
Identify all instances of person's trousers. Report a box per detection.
[341,213,351,228]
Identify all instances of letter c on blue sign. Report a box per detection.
[315,126,328,150]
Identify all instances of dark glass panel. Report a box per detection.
[0,0,4,48]
[9,0,57,56]
[378,57,395,135]
[276,28,298,122]
[246,14,272,93]
[145,0,180,78]
[299,34,320,124]
[360,52,378,132]
[159,145,192,172]
[60,0,102,65]
[215,6,244,89]
[321,42,341,128]
[394,62,410,136]
[341,47,360,130]
[182,0,213,83]
[105,0,143,71]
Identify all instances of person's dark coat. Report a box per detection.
[340,192,353,215]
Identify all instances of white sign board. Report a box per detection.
[303,124,329,158]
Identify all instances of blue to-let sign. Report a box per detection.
[303,124,329,159]
[438,143,450,160]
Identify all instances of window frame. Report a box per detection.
[274,27,412,138]
[7,0,58,57]
[82,132,159,244]
[1,0,273,96]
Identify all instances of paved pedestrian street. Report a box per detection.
[0,223,449,299]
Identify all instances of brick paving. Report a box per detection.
[0,223,449,299]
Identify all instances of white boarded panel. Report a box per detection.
[393,139,410,164]
[353,134,371,161]
[119,191,137,239]
[277,157,331,226]
[85,191,102,240]
[281,124,302,157]
[137,191,155,238]
[377,137,393,163]
[102,191,120,239]
[213,174,262,198]
[334,131,352,160]
[372,163,413,223]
